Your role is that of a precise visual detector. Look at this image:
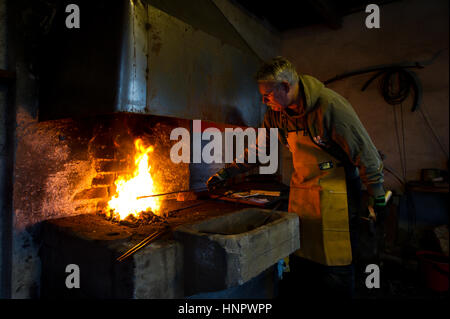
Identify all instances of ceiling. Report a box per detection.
[231,0,400,32]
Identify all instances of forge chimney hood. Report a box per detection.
[38,0,263,127]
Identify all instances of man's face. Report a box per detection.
[258,81,289,111]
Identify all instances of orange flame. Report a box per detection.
[107,139,161,220]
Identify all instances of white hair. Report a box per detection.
[255,56,299,86]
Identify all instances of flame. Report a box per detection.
[107,139,161,220]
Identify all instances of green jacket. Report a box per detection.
[226,74,385,198]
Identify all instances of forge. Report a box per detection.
[40,200,299,298]
[39,201,245,298]
[6,0,299,299]
[27,111,298,298]
[13,99,298,298]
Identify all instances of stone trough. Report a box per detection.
[174,208,300,296]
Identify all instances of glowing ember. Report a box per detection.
[107,139,161,220]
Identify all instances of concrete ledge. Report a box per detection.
[40,218,183,299]
[130,240,183,299]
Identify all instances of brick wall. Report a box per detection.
[14,112,190,229]
[12,109,190,298]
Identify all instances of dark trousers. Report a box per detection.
[277,255,355,299]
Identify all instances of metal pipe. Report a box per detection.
[136,187,208,199]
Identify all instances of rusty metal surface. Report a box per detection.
[115,0,148,114]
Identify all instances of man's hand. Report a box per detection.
[206,174,225,191]
[206,169,230,192]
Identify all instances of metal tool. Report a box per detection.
[136,187,208,200]
[116,199,214,261]
[116,228,170,262]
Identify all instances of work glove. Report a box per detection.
[365,191,391,242]
[206,168,230,191]
[368,192,391,225]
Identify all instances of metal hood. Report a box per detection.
[38,0,263,127]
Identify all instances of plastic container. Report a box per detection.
[416,250,449,292]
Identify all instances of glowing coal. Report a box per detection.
[107,139,162,220]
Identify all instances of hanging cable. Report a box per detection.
[400,103,407,179]
[324,49,448,112]
[418,104,449,159]
[361,66,422,112]
[380,68,416,106]
[393,103,406,181]
[383,165,406,188]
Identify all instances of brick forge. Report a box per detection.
[18,112,296,298]
[13,111,190,297]
[71,126,132,217]
[68,113,191,220]
[37,114,191,299]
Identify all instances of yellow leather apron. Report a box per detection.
[287,130,352,266]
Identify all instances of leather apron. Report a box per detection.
[287,129,353,266]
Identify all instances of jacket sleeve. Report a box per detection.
[222,112,275,178]
[322,102,385,198]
